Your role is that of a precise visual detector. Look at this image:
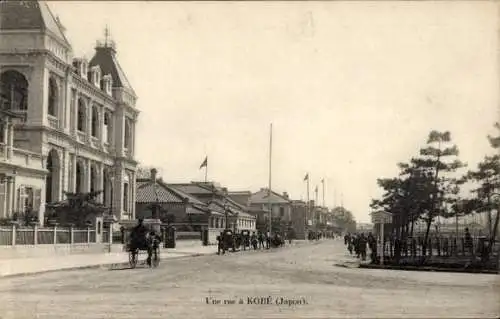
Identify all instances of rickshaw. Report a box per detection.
[124,219,162,268]
[241,230,251,251]
[221,229,236,253]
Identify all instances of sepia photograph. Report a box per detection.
[0,0,499,318]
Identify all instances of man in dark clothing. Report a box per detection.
[347,237,353,255]
[131,218,148,249]
[358,233,368,261]
[251,232,258,250]
[258,232,264,249]
[354,234,360,257]
[367,232,377,263]
[217,232,224,255]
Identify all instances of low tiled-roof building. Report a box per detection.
[170,182,256,232]
[135,169,210,231]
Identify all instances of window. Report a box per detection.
[77,99,86,132]
[0,122,4,143]
[280,207,285,218]
[0,70,28,110]
[124,119,131,149]
[75,161,83,193]
[17,186,34,213]
[91,106,99,137]
[48,77,58,116]
[103,112,111,143]
[90,165,97,193]
[123,182,129,212]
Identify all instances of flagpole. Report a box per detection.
[315,186,318,226]
[205,159,208,183]
[334,189,337,207]
[268,123,273,235]
[322,179,325,208]
[307,175,310,228]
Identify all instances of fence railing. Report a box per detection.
[0,226,99,246]
[378,236,498,262]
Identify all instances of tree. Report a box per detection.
[411,131,466,256]
[466,155,500,235]
[471,122,500,254]
[45,191,108,227]
[332,206,356,233]
[487,123,500,245]
[370,161,435,241]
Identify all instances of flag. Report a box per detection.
[304,173,309,181]
[199,156,207,169]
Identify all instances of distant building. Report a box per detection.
[356,222,373,233]
[0,1,139,223]
[249,188,292,229]
[170,182,256,232]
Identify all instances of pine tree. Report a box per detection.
[410,131,466,256]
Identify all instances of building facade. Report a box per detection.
[0,1,139,224]
[0,109,47,222]
[249,188,292,223]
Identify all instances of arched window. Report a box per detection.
[124,119,131,149]
[123,182,129,212]
[75,161,84,193]
[0,122,4,143]
[91,106,99,137]
[90,165,97,193]
[48,77,58,116]
[0,70,28,110]
[77,99,86,132]
[103,112,111,143]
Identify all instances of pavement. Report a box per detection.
[1,238,498,319]
[0,240,218,278]
[0,239,319,278]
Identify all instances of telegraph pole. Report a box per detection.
[268,123,273,235]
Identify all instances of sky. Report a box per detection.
[48,1,499,223]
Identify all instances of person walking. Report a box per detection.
[258,231,264,249]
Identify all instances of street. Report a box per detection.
[0,240,498,319]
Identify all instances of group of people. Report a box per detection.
[344,232,378,262]
[216,230,288,255]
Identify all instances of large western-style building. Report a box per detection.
[0,1,139,224]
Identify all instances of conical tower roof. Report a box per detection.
[0,0,71,49]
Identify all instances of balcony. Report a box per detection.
[48,116,59,129]
[76,131,86,144]
[90,136,99,148]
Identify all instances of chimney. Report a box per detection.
[150,168,158,183]
[283,192,289,199]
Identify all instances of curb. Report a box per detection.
[359,263,499,275]
[0,251,215,279]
